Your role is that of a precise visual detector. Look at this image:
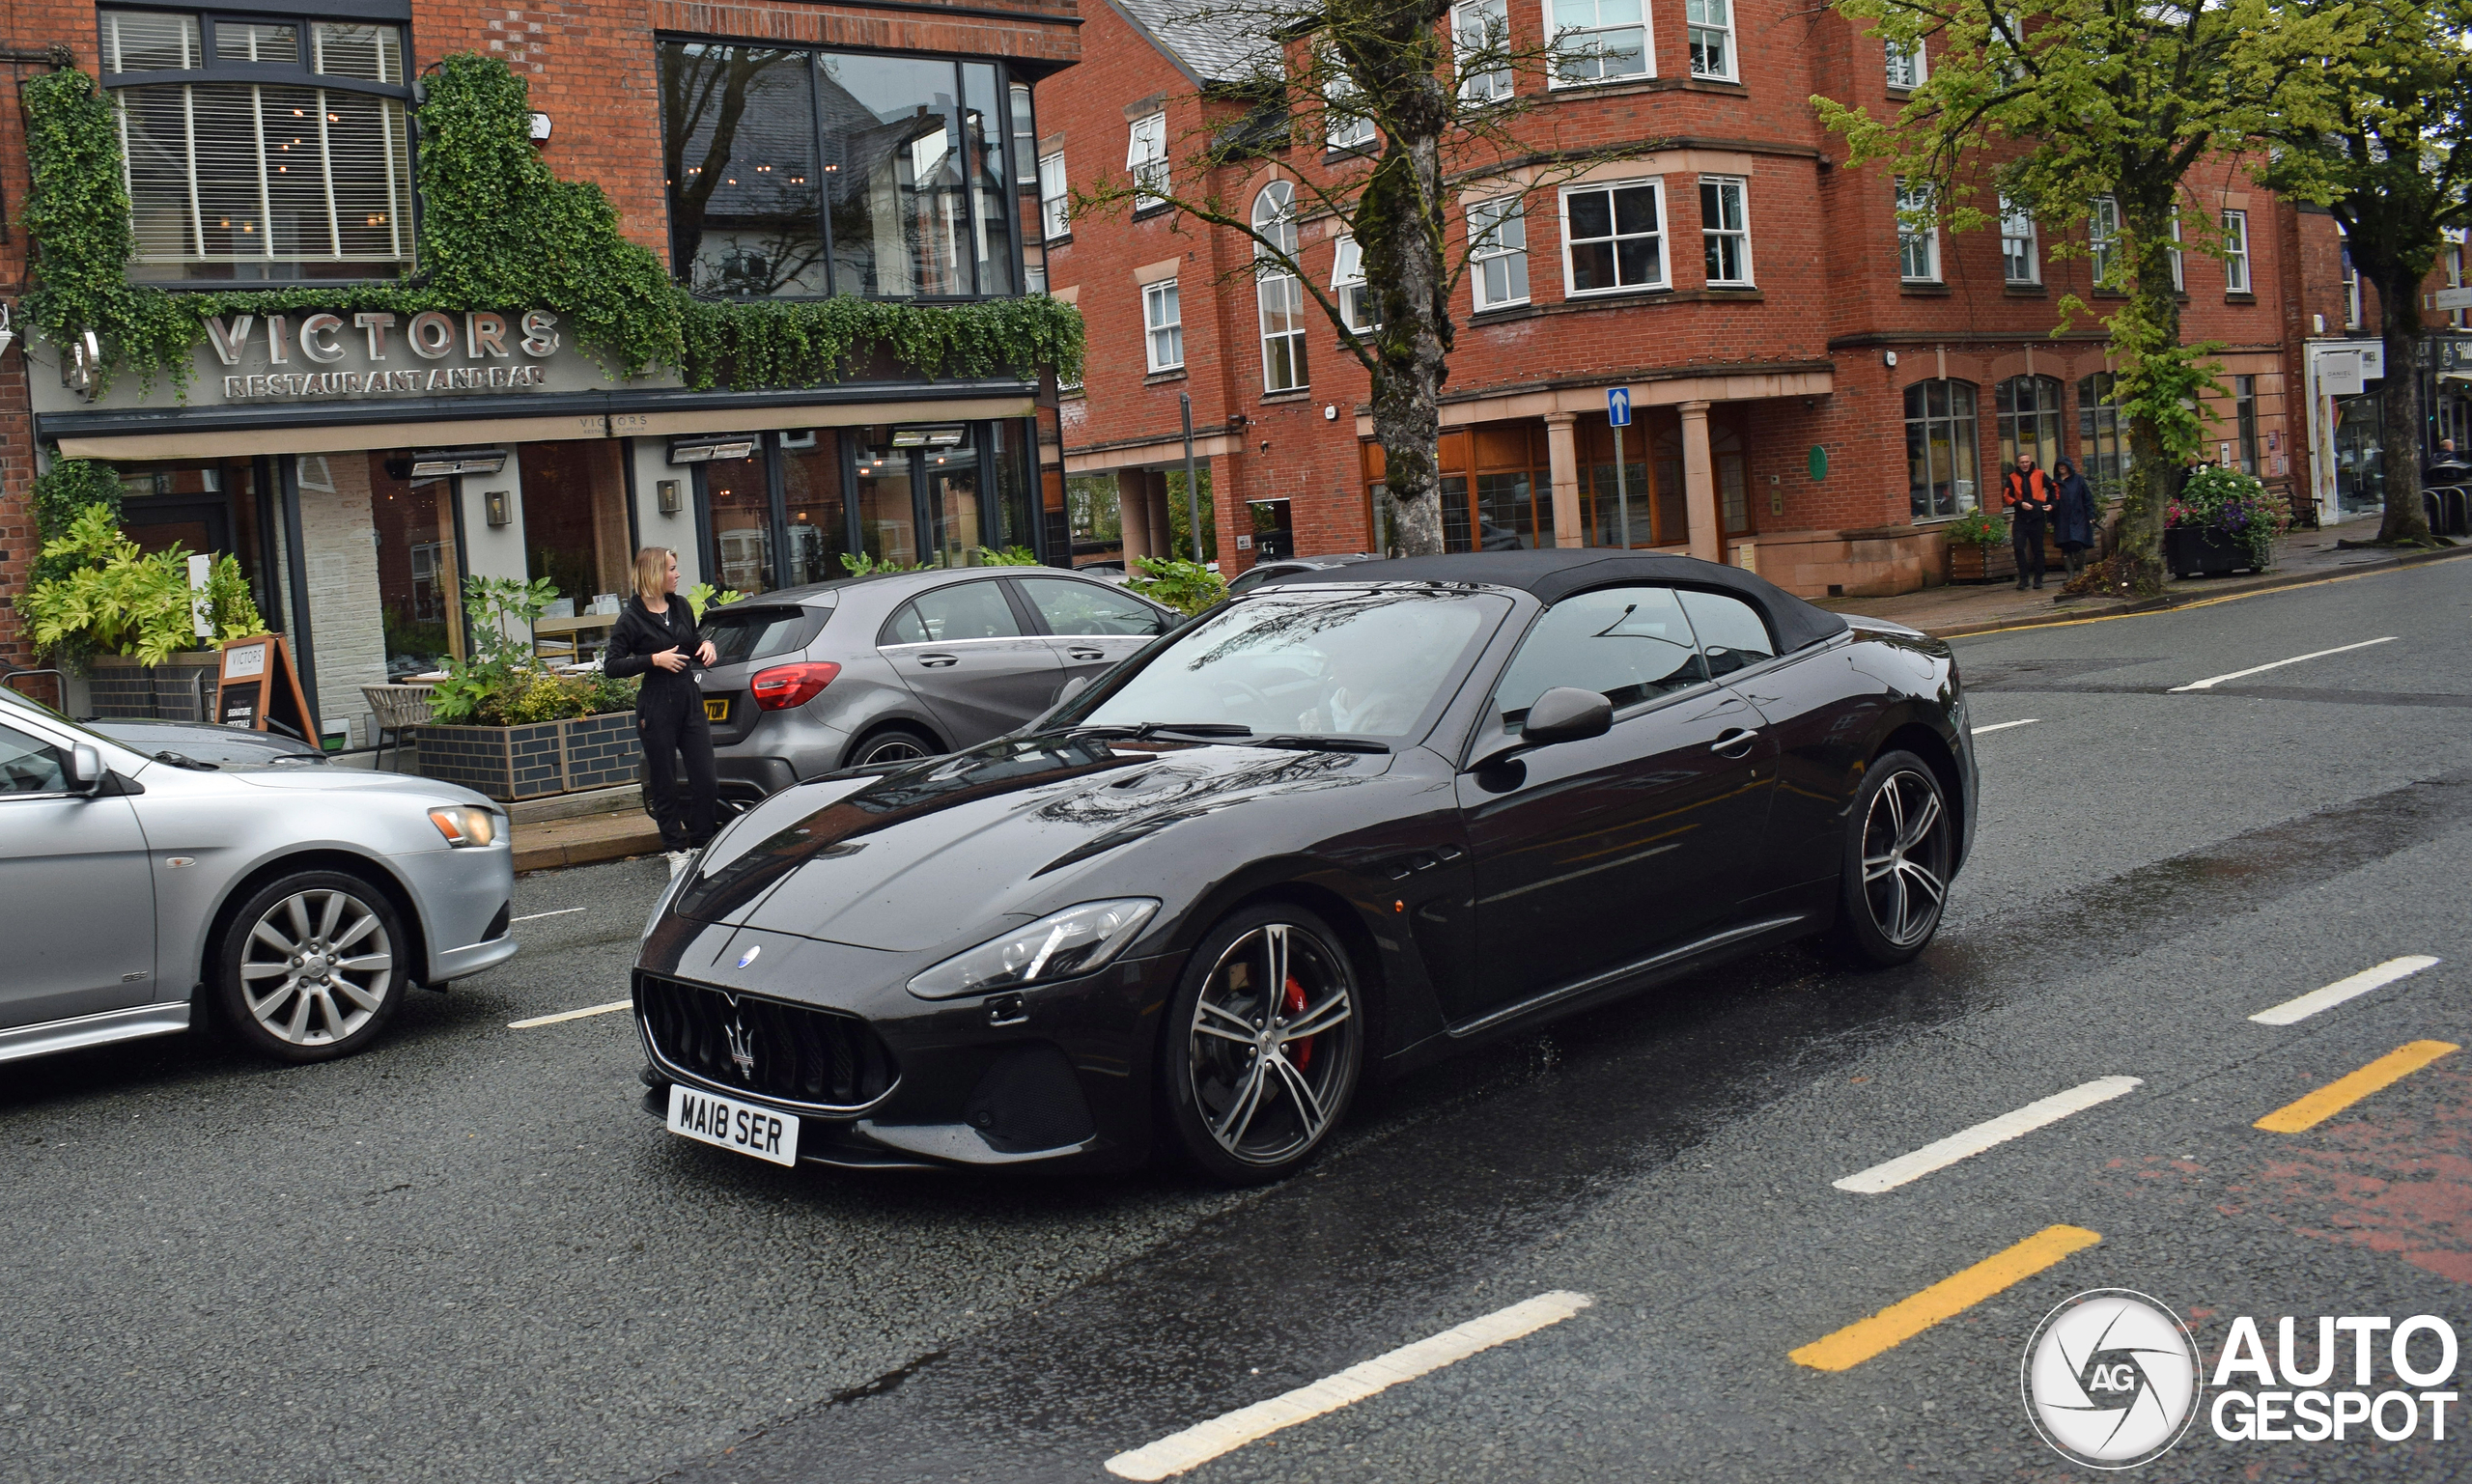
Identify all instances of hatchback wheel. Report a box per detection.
[850,726,938,768]
[1162,905,1362,1185]
[211,871,407,1062]
[1830,750,1953,967]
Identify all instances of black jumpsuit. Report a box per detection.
[605,596,717,851]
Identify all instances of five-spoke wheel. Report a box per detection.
[1163,905,1362,1183]
[1832,749,1953,966]
[851,727,939,769]
[212,871,407,1062]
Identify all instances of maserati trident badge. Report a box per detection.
[725,1016,755,1078]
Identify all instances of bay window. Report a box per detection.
[1470,196,1530,309]
[1563,181,1665,294]
[1551,0,1648,85]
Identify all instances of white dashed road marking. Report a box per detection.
[2249,955,2442,1026]
[511,907,588,923]
[1833,1077,2144,1194]
[1103,1291,1593,1480]
[508,999,632,1029]
[2167,635,2396,691]
[1969,718,2039,735]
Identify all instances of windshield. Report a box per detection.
[1078,588,1507,740]
[0,685,149,762]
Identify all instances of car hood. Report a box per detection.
[215,766,495,806]
[668,736,1393,951]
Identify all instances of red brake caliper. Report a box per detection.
[1282,976,1313,1072]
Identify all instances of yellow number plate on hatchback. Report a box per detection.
[704,697,730,722]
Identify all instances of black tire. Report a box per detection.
[1827,749,1955,968]
[1159,903,1363,1186]
[847,725,941,769]
[211,870,409,1063]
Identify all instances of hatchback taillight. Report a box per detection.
[750,660,841,711]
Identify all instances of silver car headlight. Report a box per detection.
[427,804,500,847]
[908,899,1160,1000]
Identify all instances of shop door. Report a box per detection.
[923,455,984,568]
[854,444,921,569]
[854,425,991,571]
[701,446,778,596]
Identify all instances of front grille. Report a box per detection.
[636,972,899,1112]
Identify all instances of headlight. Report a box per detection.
[427,804,500,847]
[907,899,1160,1000]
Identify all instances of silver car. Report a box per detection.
[0,686,517,1066]
[693,567,1176,801]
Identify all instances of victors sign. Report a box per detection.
[205,309,565,402]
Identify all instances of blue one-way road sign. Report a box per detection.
[1608,387,1631,427]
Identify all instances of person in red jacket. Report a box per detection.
[2002,456,2058,591]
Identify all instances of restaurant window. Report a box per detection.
[2233,375,2260,475]
[1255,182,1308,393]
[657,42,1024,299]
[1564,181,1665,294]
[2077,372,2130,485]
[101,8,413,281]
[1905,379,1980,519]
[369,456,463,672]
[114,460,282,640]
[518,443,632,619]
[1470,196,1530,309]
[1996,374,2064,474]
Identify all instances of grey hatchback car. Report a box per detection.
[693,566,1176,800]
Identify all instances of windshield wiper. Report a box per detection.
[151,750,219,770]
[1250,735,1390,754]
[1053,722,1253,741]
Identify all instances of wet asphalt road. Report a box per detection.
[5,554,2470,1483]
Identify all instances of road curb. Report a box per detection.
[513,821,663,874]
[1928,540,2472,639]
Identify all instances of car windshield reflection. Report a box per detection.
[1080,588,1506,740]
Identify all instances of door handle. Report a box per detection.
[916,653,959,668]
[1711,727,1760,757]
[1067,648,1105,662]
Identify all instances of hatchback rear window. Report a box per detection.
[702,605,829,665]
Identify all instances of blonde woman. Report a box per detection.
[605,547,719,873]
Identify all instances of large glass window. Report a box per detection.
[779,431,851,586]
[702,445,777,595]
[1905,379,1980,519]
[104,8,411,281]
[1255,182,1308,393]
[1700,178,1750,286]
[1471,196,1530,309]
[369,456,462,672]
[657,42,1024,299]
[2076,372,2129,485]
[1564,182,1664,294]
[1996,375,2064,473]
[519,442,632,615]
[1551,0,1648,84]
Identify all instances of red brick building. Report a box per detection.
[1037,0,2445,595]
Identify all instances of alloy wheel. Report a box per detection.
[1186,921,1356,1166]
[857,735,931,766]
[239,889,396,1047]
[1860,769,1951,949]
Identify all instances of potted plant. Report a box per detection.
[2166,465,2291,578]
[20,505,268,720]
[407,574,645,801]
[1940,506,2016,583]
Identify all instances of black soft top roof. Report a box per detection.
[1251,548,1851,653]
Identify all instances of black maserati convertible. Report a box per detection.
[631,550,1976,1183]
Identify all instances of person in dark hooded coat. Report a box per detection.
[2051,458,2099,581]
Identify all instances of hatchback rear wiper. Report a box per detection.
[151,750,220,770]
[1250,735,1390,754]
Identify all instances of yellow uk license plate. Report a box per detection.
[704,698,729,723]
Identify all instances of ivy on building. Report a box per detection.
[20,54,1084,398]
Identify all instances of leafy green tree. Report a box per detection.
[1814,0,2355,593]
[2255,0,2472,546]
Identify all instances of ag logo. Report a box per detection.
[2021,1289,2202,1469]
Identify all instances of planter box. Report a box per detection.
[2166,525,2258,578]
[408,711,640,802]
[1946,542,2017,583]
[85,653,222,722]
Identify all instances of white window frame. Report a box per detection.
[1324,75,1377,152]
[1470,195,1530,310]
[2450,238,2464,329]
[1549,0,1651,88]
[1454,0,1513,103]
[1254,181,1308,393]
[1896,180,1938,283]
[1127,112,1168,210]
[2089,196,2120,288]
[2000,195,2037,286]
[1038,152,1069,240]
[1685,0,1733,79]
[1885,37,1924,90]
[1142,278,1183,372]
[1560,178,1668,294]
[2342,243,2362,326]
[2221,209,2249,294]
[1700,175,1751,286]
[1332,237,1379,332]
[2168,217,2184,292]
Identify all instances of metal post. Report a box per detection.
[1614,422,1632,549]
[278,454,321,728]
[1180,392,1202,564]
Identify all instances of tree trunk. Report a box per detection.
[1354,0,1452,558]
[2111,214,2186,598]
[2374,269,2433,545]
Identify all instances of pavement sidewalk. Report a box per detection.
[1818,516,2472,637]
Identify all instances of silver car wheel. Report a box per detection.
[1186,921,1356,1166]
[856,734,932,766]
[1860,769,1950,949]
[238,889,395,1046]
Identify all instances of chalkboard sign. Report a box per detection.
[216,634,313,742]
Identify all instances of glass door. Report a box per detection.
[778,430,851,586]
[853,440,919,568]
[921,431,984,568]
[701,446,777,596]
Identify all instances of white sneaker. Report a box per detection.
[666,850,692,878]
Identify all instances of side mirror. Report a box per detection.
[66,743,105,796]
[1520,686,1614,747]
